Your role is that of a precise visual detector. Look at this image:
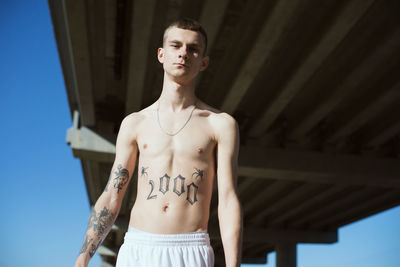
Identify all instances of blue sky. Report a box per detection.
[0,1,398,267]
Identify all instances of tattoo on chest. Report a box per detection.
[141,166,149,178]
[186,182,199,205]
[192,168,204,180]
[173,175,185,196]
[144,167,204,205]
[159,174,170,194]
[147,180,157,199]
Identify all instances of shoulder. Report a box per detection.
[120,112,144,129]
[196,101,238,140]
[119,103,157,138]
[118,109,148,140]
[121,103,156,128]
[212,112,237,127]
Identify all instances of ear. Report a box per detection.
[200,55,209,71]
[157,47,164,64]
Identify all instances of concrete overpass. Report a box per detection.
[48,0,400,266]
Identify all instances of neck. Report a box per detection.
[158,75,197,112]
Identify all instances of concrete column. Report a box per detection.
[276,242,297,267]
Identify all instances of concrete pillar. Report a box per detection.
[276,242,297,267]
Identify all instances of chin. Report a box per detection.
[172,75,195,84]
[170,71,191,78]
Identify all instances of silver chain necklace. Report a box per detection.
[156,100,197,136]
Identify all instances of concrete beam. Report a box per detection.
[313,189,400,228]
[221,0,302,114]
[164,0,184,24]
[276,243,297,267]
[209,226,336,244]
[327,79,400,143]
[81,162,99,206]
[291,27,400,138]
[194,0,230,87]
[48,0,96,126]
[104,0,116,59]
[63,0,96,125]
[86,161,104,204]
[336,197,400,228]
[238,146,400,188]
[198,0,230,53]
[241,257,267,264]
[252,183,321,224]
[85,0,107,101]
[125,0,157,114]
[367,122,400,147]
[114,215,129,231]
[66,126,116,162]
[238,177,259,197]
[243,180,289,217]
[248,0,374,137]
[290,187,378,228]
[269,185,346,226]
[100,261,114,267]
[97,245,117,257]
[244,227,337,244]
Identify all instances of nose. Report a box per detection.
[178,46,188,60]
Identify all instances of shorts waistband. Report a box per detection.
[124,227,211,246]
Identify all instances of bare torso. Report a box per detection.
[129,101,218,234]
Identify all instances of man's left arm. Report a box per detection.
[215,114,243,267]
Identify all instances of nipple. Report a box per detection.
[197,148,203,153]
[143,144,148,149]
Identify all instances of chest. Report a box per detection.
[136,114,216,159]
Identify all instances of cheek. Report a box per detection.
[164,52,175,63]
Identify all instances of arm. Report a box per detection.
[215,114,243,267]
[74,114,139,267]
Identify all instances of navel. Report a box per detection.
[162,203,169,212]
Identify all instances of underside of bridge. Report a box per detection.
[49,0,400,266]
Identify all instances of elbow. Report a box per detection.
[219,189,241,208]
[96,191,122,214]
[218,193,242,221]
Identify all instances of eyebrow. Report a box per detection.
[168,40,201,48]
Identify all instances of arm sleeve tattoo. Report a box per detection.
[79,164,128,257]
[79,206,116,257]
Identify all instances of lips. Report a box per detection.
[174,63,188,67]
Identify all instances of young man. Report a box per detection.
[74,18,242,267]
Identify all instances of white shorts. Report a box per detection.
[116,227,215,267]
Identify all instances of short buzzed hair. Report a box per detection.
[163,18,208,55]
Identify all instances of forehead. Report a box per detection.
[164,27,205,47]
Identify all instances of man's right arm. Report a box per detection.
[73,114,140,267]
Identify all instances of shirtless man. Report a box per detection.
[74,18,242,267]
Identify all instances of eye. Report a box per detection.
[189,47,199,53]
